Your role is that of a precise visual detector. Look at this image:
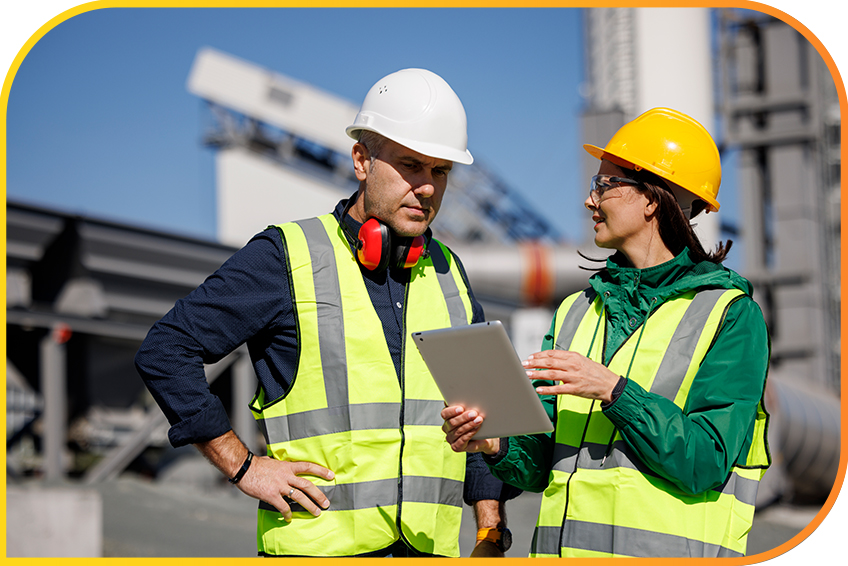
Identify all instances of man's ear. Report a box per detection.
[351,142,370,182]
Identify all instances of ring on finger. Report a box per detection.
[287,487,295,498]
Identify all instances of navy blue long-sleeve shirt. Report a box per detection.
[136,199,520,503]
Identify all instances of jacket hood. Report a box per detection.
[585,248,754,368]
[589,248,754,305]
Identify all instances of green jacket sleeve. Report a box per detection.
[486,316,560,492]
[602,295,770,494]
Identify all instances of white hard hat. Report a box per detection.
[346,68,473,165]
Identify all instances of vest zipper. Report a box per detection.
[557,293,607,556]
[600,430,617,467]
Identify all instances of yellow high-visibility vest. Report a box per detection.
[251,215,471,557]
[532,288,770,558]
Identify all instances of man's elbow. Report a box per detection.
[134,341,154,381]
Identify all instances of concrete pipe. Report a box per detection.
[450,243,592,308]
[765,374,841,502]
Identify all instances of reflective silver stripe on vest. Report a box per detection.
[404,398,448,426]
[540,289,752,557]
[259,476,463,514]
[715,469,761,507]
[648,289,731,401]
[552,441,760,506]
[552,441,653,476]
[428,243,468,327]
[551,288,735,472]
[295,218,348,409]
[534,522,743,558]
[258,399,446,444]
[404,475,463,507]
[260,478,398,513]
[554,289,597,351]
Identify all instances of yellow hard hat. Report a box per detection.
[583,107,722,212]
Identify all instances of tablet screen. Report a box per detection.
[412,321,554,439]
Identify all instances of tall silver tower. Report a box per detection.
[582,7,841,503]
[580,7,720,249]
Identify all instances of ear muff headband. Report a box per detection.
[395,235,426,269]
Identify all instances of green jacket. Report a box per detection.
[488,249,770,496]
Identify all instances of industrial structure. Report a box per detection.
[188,48,565,250]
[580,7,841,505]
[717,8,842,502]
[580,7,720,248]
[5,7,841,556]
[6,48,591,486]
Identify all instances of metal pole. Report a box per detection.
[40,324,71,480]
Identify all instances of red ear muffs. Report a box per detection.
[395,235,426,269]
[357,218,392,271]
[356,218,426,271]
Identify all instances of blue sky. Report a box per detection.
[2,3,846,251]
[5,7,583,242]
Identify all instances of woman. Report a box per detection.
[442,108,771,558]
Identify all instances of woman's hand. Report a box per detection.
[440,405,500,455]
[524,350,620,403]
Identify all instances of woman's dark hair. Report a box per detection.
[579,166,732,269]
[632,168,732,263]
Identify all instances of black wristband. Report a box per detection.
[601,376,628,410]
[482,437,510,465]
[228,450,253,484]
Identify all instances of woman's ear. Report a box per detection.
[645,199,659,218]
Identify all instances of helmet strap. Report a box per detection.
[666,184,699,221]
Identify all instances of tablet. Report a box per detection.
[411,321,554,439]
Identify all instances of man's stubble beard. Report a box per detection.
[364,159,434,238]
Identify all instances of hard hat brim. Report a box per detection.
[582,143,719,212]
[583,143,606,161]
[583,143,637,171]
[347,125,474,165]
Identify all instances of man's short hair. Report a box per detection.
[357,130,386,160]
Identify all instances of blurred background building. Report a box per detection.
[5,6,842,558]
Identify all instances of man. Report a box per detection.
[136,68,517,557]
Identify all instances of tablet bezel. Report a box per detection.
[411,320,554,439]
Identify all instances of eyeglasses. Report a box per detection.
[589,175,640,206]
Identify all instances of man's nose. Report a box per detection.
[413,174,436,197]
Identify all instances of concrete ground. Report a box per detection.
[7,453,821,558]
[89,471,818,558]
